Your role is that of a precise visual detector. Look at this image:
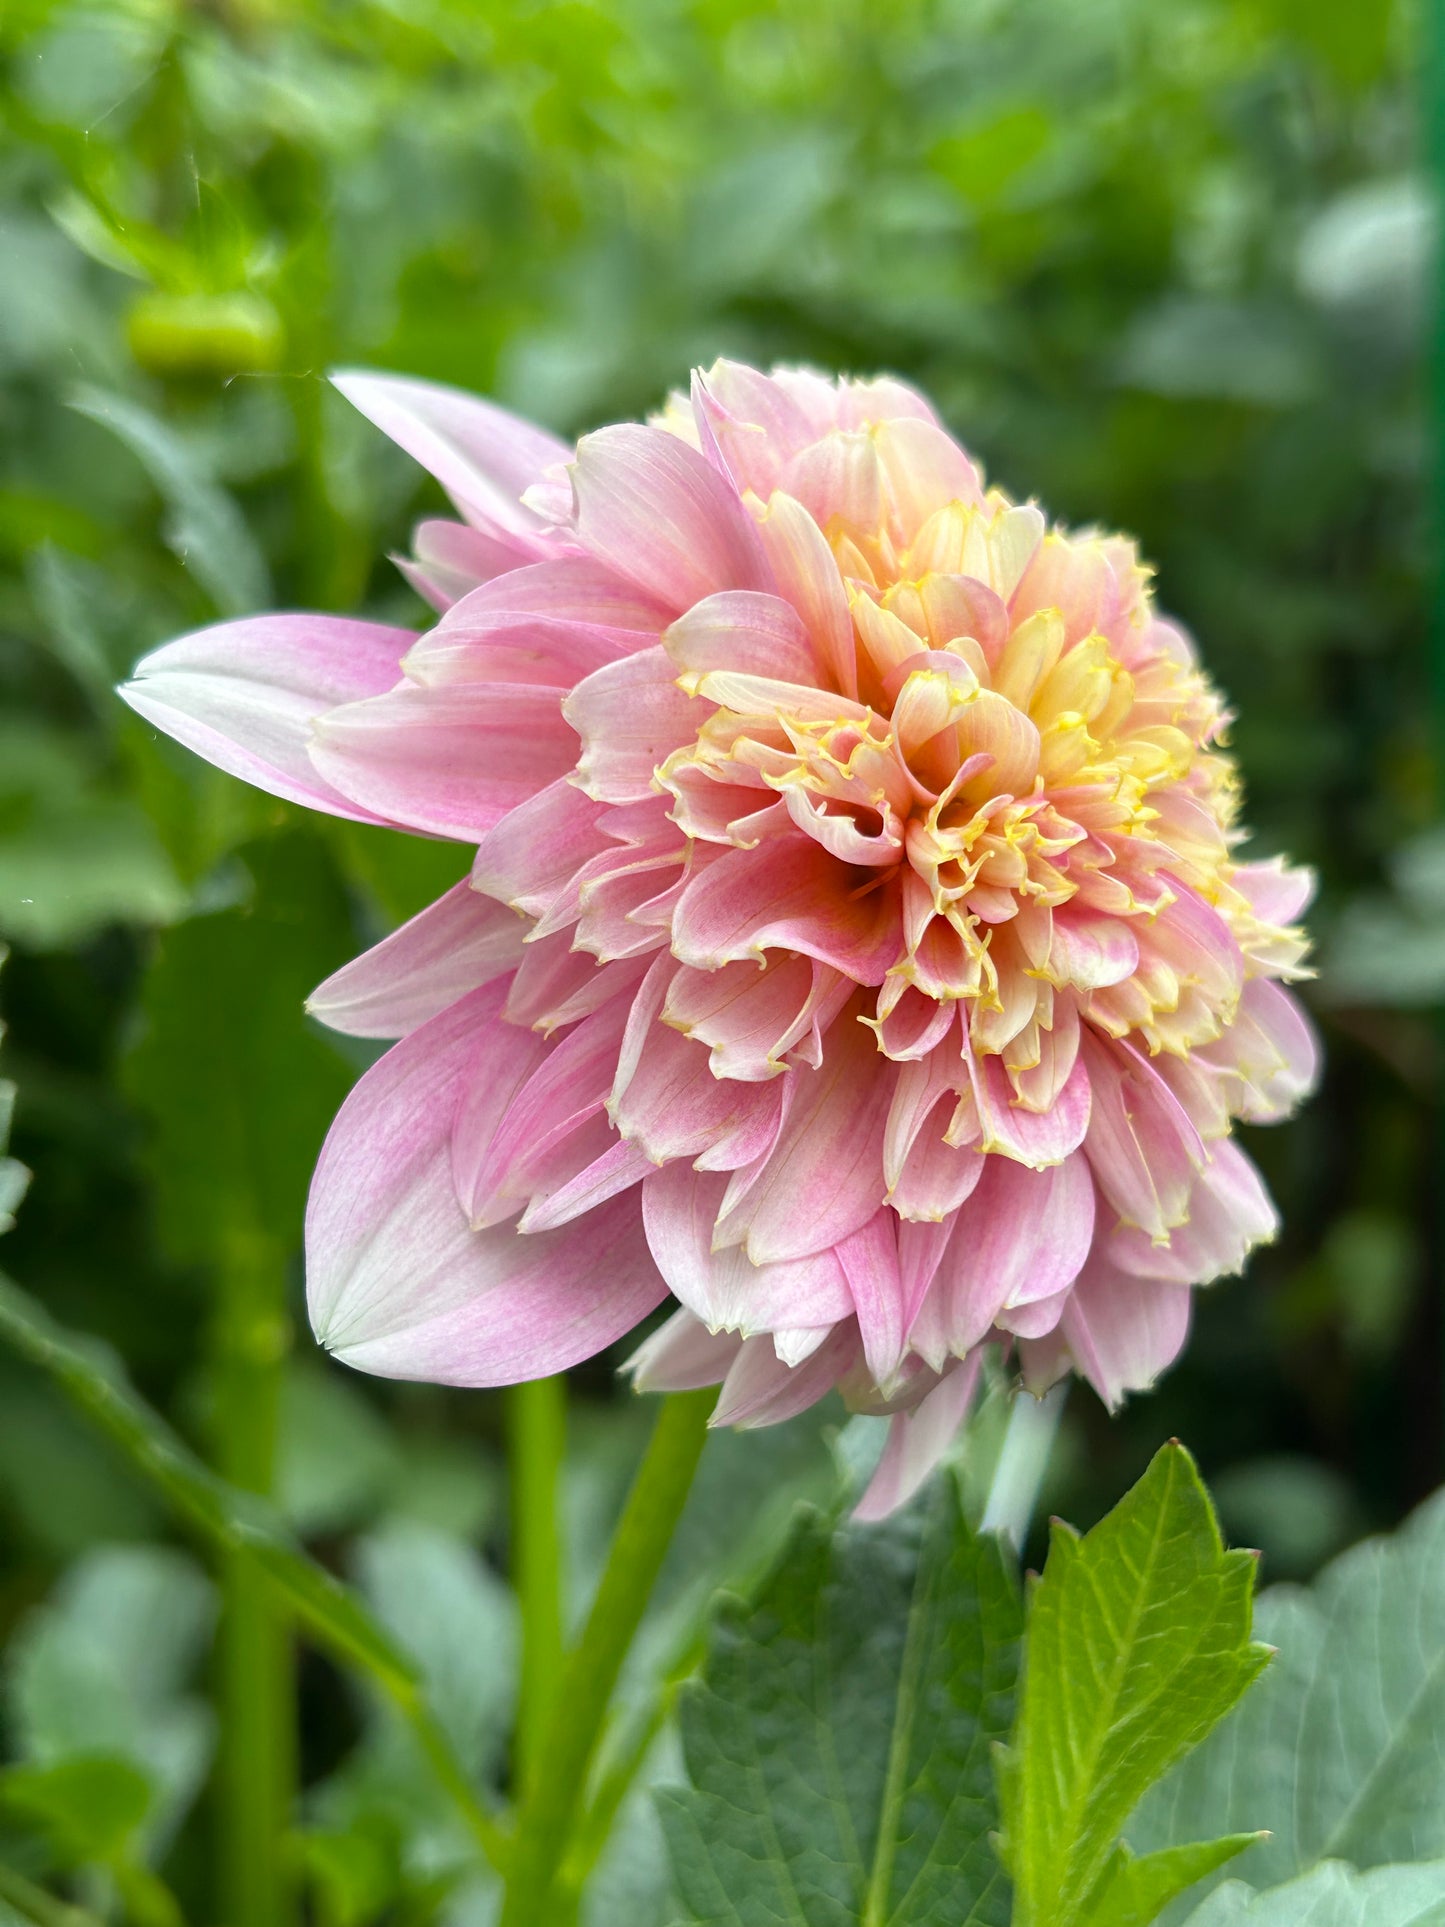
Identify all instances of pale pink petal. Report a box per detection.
[836,1209,907,1386]
[120,615,410,824]
[397,519,521,610]
[1198,977,1319,1123]
[641,1163,853,1333]
[854,1354,982,1523]
[919,1152,1094,1361]
[568,424,774,612]
[612,992,784,1169]
[516,1133,654,1233]
[711,1323,860,1427]
[1059,1257,1192,1409]
[1233,854,1316,927]
[1110,1139,1278,1286]
[663,955,852,1082]
[714,1010,894,1264]
[309,682,575,839]
[564,646,702,802]
[755,490,858,697]
[307,883,525,1039]
[332,369,568,542]
[307,988,665,1384]
[626,1307,741,1392]
[664,590,821,689]
[971,1048,1091,1168]
[471,780,611,919]
[456,996,629,1227]
[691,362,818,495]
[1081,1033,1207,1239]
[1047,911,1140,991]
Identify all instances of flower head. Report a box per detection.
[122,361,1316,1517]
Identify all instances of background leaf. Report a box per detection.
[1179,1861,1445,1925]
[1133,1487,1445,1913]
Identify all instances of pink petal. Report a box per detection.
[641,1163,854,1334]
[120,614,411,824]
[837,1209,907,1386]
[568,423,774,613]
[456,996,628,1227]
[664,590,821,689]
[309,681,575,839]
[1060,1256,1192,1409]
[306,988,665,1383]
[564,646,702,803]
[307,883,526,1038]
[854,1355,982,1523]
[713,1009,893,1264]
[670,835,903,984]
[471,779,611,919]
[626,1307,741,1392]
[918,1152,1094,1362]
[710,1323,859,1427]
[332,369,568,543]
[1110,1140,1277,1286]
[755,490,858,697]
[970,1047,1091,1168]
[611,978,785,1169]
[1232,855,1315,927]
[397,519,521,610]
[663,954,852,1082]
[1081,1033,1206,1239]
[1200,978,1319,1123]
[1047,911,1140,991]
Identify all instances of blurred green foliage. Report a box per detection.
[0,0,1437,1917]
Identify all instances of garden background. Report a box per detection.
[0,0,1438,1920]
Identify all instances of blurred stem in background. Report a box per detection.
[501,1388,715,1927]
[1429,0,1445,1480]
[211,1234,296,1927]
[508,1374,567,1796]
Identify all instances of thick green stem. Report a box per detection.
[500,1390,715,1927]
[508,1375,567,1797]
[212,1238,296,1927]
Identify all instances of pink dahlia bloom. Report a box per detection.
[121,361,1316,1517]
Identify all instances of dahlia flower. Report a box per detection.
[121,361,1316,1517]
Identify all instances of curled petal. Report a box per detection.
[626,1307,741,1392]
[1059,1257,1192,1410]
[854,1354,982,1523]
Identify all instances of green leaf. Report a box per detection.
[123,831,356,1262]
[1080,1839,1268,1927]
[998,1441,1271,1927]
[657,1475,1021,1926]
[1179,1860,1445,1925]
[1132,1486,1445,1903]
[0,1755,152,1867]
[0,1269,505,1872]
[68,386,269,617]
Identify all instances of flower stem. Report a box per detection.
[507,1374,567,1796]
[980,1380,1068,1552]
[499,1389,715,1927]
[212,1237,296,1927]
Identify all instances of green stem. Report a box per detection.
[0,1863,101,1927]
[499,1390,715,1927]
[980,1381,1068,1552]
[508,1376,567,1797]
[212,1240,295,1927]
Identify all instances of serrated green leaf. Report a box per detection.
[1133,1486,1445,1907]
[999,1441,1271,1927]
[1180,1860,1445,1925]
[657,1475,1021,1926]
[1080,1837,1267,1927]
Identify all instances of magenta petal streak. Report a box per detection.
[125,358,1318,1515]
